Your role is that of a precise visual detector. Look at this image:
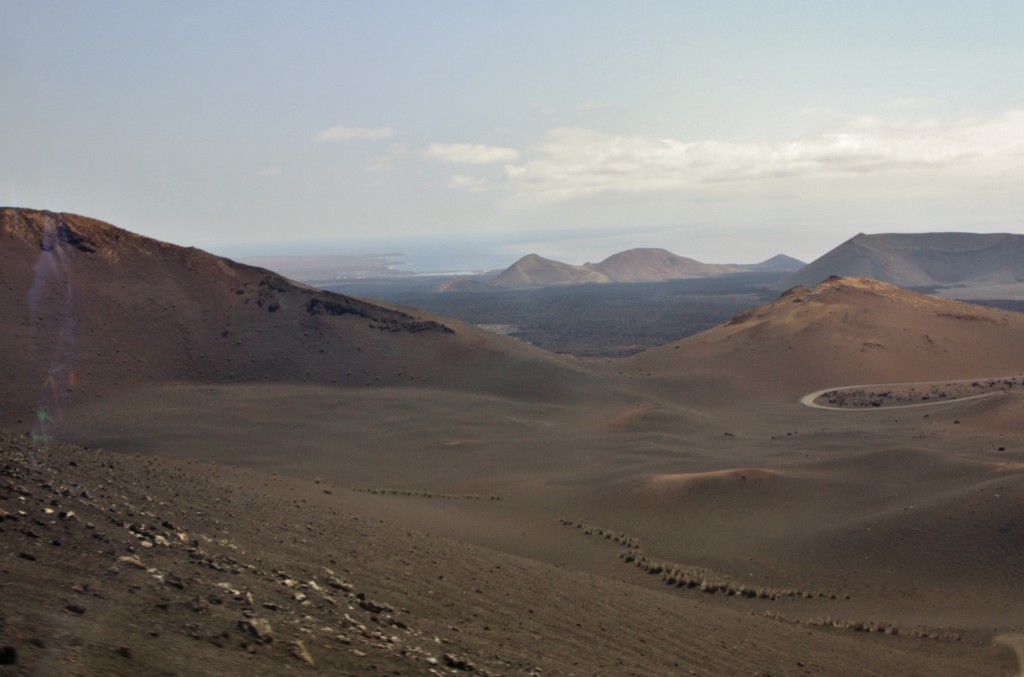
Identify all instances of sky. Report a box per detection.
[3,1,1023,270]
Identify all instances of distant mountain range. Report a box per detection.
[772,233,1024,299]
[438,248,804,291]
[437,232,1024,299]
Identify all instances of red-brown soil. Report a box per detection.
[3,209,1024,675]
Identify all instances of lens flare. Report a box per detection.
[27,213,77,443]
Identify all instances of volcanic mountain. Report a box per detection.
[628,275,1024,395]
[0,208,589,427]
[772,232,1024,298]
[488,253,612,287]
[744,253,805,272]
[483,248,800,290]
[584,247,745,282]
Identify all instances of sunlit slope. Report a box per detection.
[628,276,1024,394]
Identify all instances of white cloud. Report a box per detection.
[447,174,491,191]
[424,143,519,164]
[500,109,1024,201]
[256,166,283,178]
[314,125,398,142]
[367,143,408,172]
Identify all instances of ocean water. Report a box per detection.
[209,225,783,275]
[212,230,599,274]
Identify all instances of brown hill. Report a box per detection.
[627,276,1024,395]
[488,253,611,287]
[440,250,801,294]
[486,248,801,289]
[745,253,805,272]
[585,247,744,282]
[0,208,590,429]
[772,232,1024,297]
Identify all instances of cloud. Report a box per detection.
[256,166,283,178]
[314,125,398,142]
[500,109,1024,200]
[447,174,492,191]
[367,143,408,172]
[424,143,520,164]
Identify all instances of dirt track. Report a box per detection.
[801,375,1024,410]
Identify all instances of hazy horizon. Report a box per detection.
[217,226,813,274]
[4,1,1023,265]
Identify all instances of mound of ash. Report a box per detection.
[628,276,1024,393]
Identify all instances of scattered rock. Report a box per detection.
[327,576,353,592]
[291,639,316,667]
[238,617,274,644]
[443,652,476,671]
[358,599,391,614]
[117,555,146,569]
[190,596,209,614]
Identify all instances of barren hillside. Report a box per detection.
[628,276,1024,395]
[0,209,594,430]
[773,232,1024,297]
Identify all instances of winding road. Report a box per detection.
[800,376,1021,411]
